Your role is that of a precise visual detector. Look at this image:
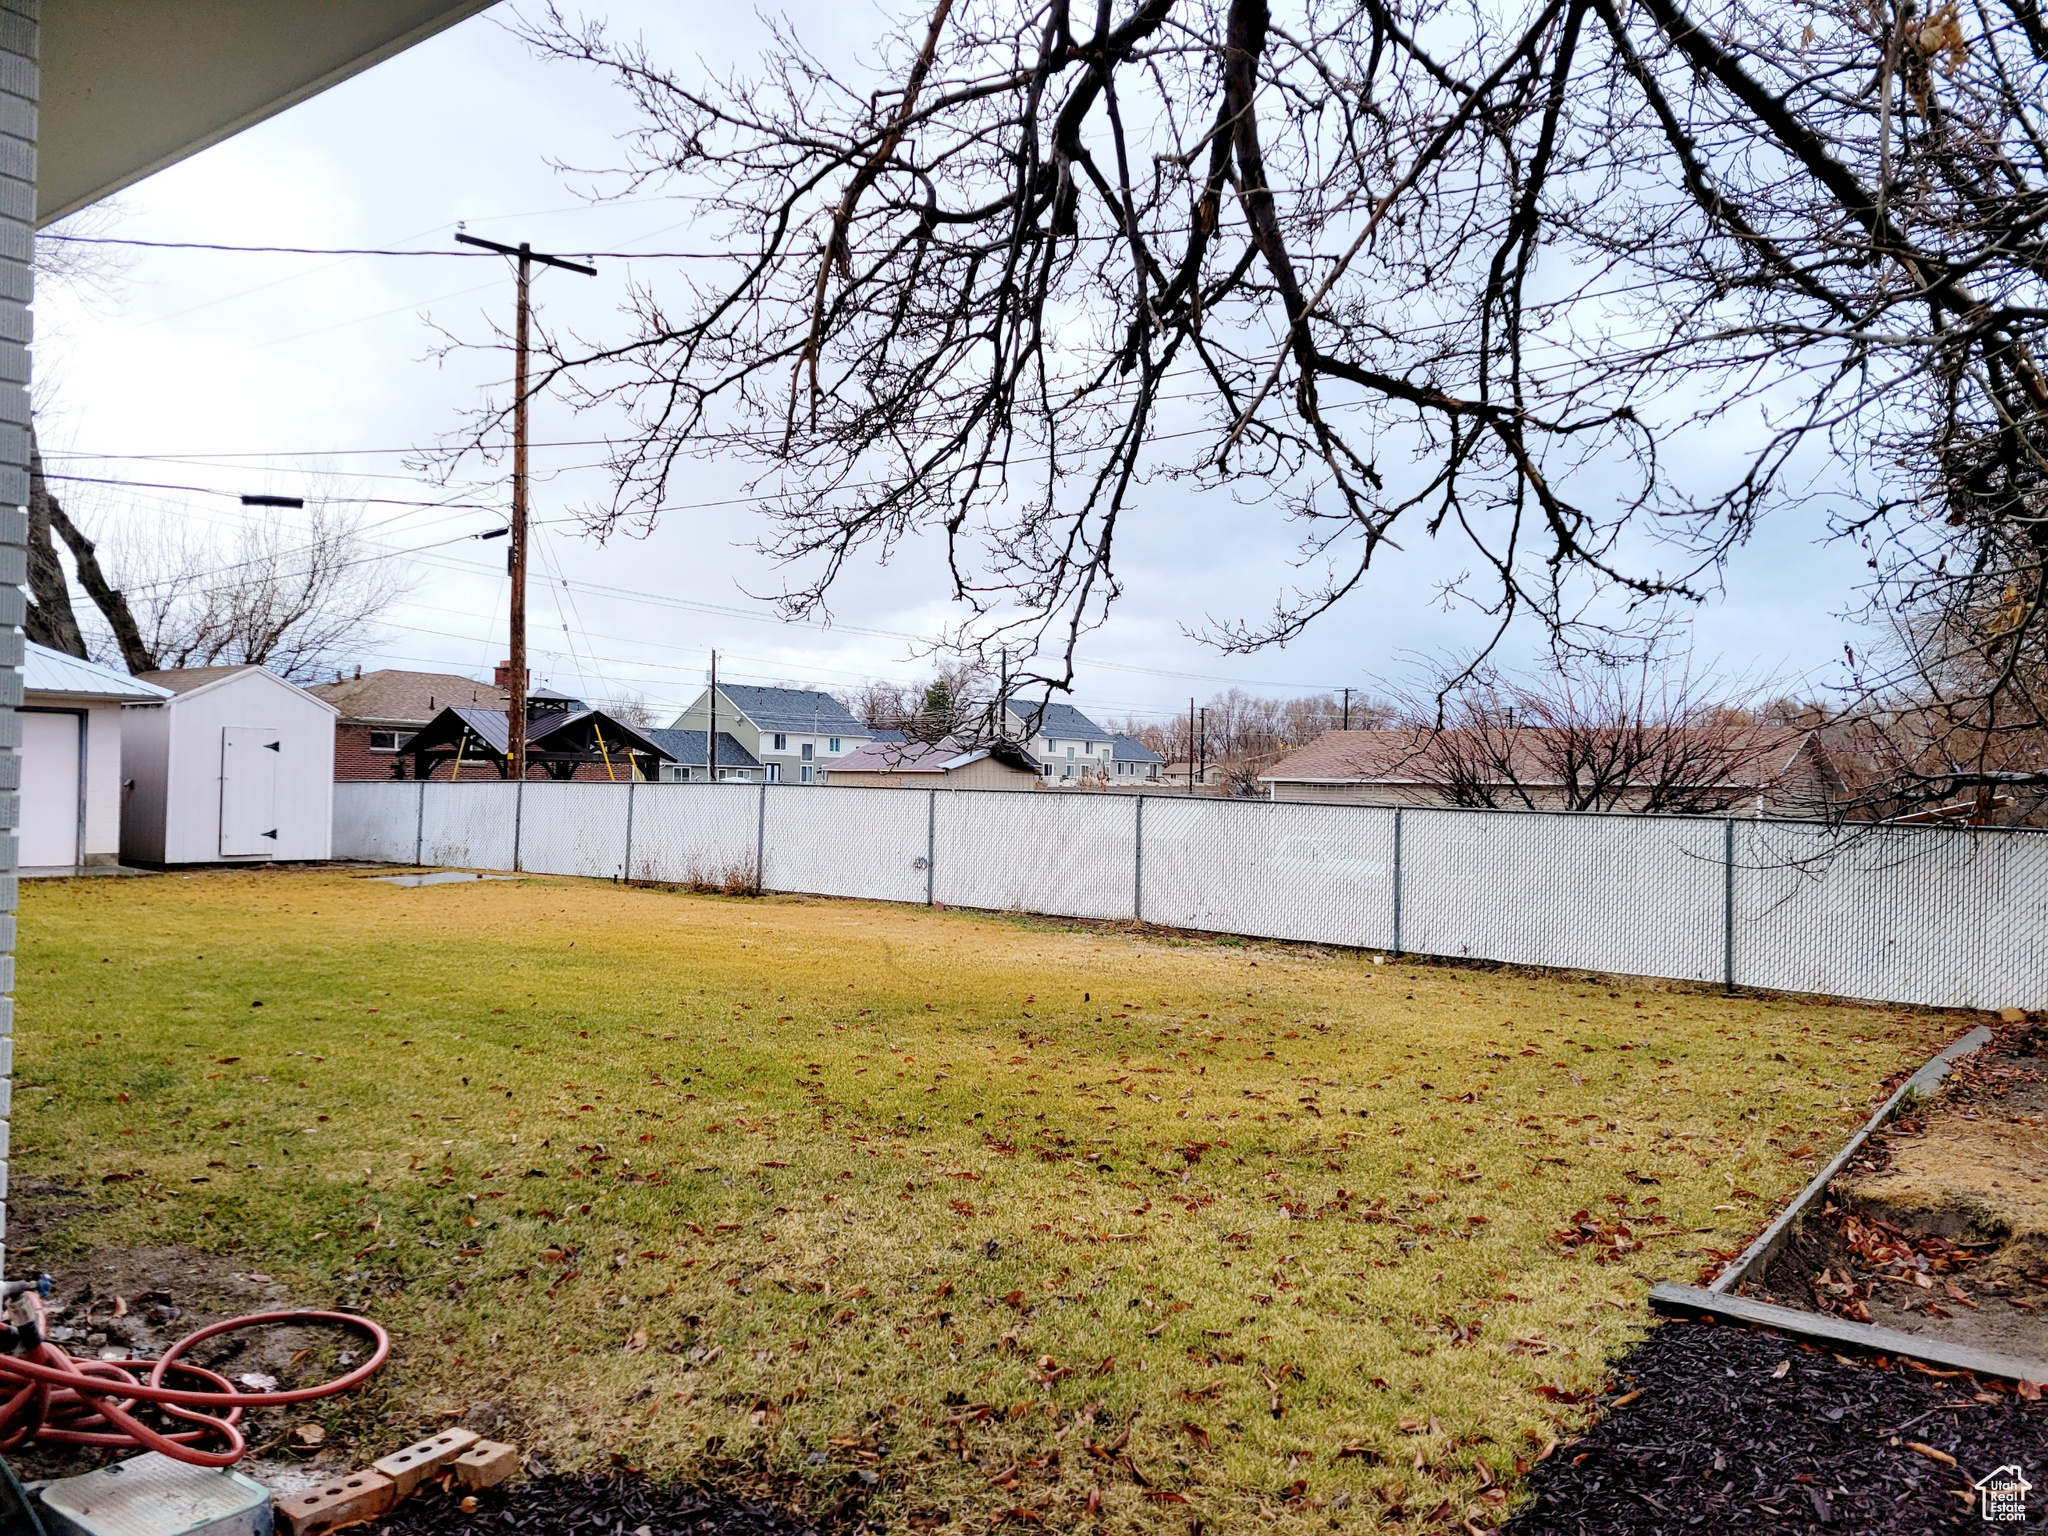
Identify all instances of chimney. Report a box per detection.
[494,659,529,691]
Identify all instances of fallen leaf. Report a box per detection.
[1770,1360,1790,1380]
[290,1424,326,1449]
[624,1328,650,1353]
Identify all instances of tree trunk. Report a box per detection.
[47,488,156,674]
[25,429,85,656]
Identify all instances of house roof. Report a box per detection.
[307,668,507,724]
[1112,733,1163,764]
[688,684,868,737]
[24,642,172,702]
[1259,725,1824,789]
[867,727,908,744]
[832,734,1043,777]
[643,729,762,770]
[1005,699,1110,740]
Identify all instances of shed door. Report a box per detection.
[21,711,81,867]
[220,725,281,856]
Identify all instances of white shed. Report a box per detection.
[22,643,172,872]
[121,665,338,865]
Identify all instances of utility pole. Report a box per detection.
[457,232,596,779]
[1342,687,1352,731]
[1187,698,1196,794]
[708,651,719,783]
[1199,706,1208,791]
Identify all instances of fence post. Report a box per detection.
[513,779,525,874]
[623,782,637,883]
[1391,808,1404,957]
[1133,795,1145,922]
[756,782,768,893]
[926,790,937,905]
[413,780,425,866]
[1722,818,1736,994]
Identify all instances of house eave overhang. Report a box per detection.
[39,0,502,225]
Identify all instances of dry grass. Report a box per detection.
[16,868,1960,1531]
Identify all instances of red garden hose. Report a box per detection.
[0,1307,391,1466]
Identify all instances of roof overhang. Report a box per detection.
[39,0,502,226]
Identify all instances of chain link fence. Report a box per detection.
[334,781,2048,1010]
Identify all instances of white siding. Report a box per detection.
[123,671,336,864]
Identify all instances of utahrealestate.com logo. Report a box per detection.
[1975,1464,2032,1524]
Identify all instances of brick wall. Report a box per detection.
[335,723,414,781]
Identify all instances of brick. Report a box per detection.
[274,1467,397,1535]
[451,1439,519,1490]
[371,1426,477,1498]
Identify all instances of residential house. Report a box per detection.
[22,642,171,871]
[643,729,763,783]
[668,685,871,784]
[1160,760,1228,789]
[1110,734,1164,784]
[1001,699,1115,784]
[307,666,510,779]
[825,734,1043,790]
[1258,726,1841,813]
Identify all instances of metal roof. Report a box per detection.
[24,642,172,701]
[1112,733,1163,763]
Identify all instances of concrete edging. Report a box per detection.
[1649,1283,2048,1384]
[1706,1024,1994,1294]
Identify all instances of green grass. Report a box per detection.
[15,869,1957,1531]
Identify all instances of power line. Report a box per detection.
[42,235,746,259]
[39,469,504,512]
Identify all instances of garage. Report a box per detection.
[22,643,171,872]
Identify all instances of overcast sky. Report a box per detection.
[32,2,1874,729]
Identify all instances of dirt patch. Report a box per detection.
[5,1179,374,1483]
[1742,1022,2048,1367]
[1507,1318,2048,1533]
[366,1474,846,1536]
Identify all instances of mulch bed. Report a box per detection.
[368,1476,849,1536]
[1508,1318,2048,1533]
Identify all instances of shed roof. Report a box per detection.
[24,641,172,702]
[130,663,339,714]
[132,664,260,694]
[832,734,1043,777]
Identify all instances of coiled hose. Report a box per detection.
[0,1303,391,1467]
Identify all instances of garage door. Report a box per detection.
[22,711,81,867]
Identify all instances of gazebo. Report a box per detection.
[405,706,673,782]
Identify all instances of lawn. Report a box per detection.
[15,869,1958,1532]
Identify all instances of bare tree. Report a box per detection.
[1390,654,1828,813]
[485,0,2046,811]
[845,663,988,739]
[61,497,411,682]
